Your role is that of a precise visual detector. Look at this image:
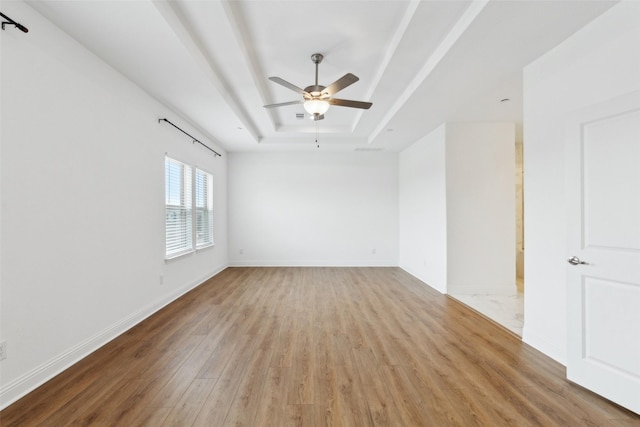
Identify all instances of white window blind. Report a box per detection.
[195,168,214,247]
[165,157,193,257]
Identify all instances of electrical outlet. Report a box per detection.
[372,248,377,254]
[159,275,164,286]
[239,249,244,255]
[0,341,7,361]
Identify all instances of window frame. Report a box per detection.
[195,167,214,249]
[165,156,214,260]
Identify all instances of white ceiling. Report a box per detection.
[26,0,617,153]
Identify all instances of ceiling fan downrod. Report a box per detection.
[311,53,323,86]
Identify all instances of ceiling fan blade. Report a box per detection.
[328,98,373,109]
[323,73,359,96]
[268,77,309,95]
[263,100,304,108]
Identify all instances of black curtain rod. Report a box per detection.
[1,12,28,33]
[159,118,222,157]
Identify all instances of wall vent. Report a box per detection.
[295,113,305,119]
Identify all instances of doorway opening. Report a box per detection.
[450,140,525,336]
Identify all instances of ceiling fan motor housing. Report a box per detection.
[304,85,327,98]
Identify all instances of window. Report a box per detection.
[165,157,214,258]
[195,168,214,247]
[165,157,193,257]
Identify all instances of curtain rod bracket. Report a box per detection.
[1,12,29,33]
[158,118,222,157]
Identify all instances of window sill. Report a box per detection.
[165,243,214,262]
[165,249,194,262]
[196,243,215,252]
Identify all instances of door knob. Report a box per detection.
[567,256,588,265]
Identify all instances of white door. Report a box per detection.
[566,90,640,414]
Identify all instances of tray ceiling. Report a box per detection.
[26,0,617,152]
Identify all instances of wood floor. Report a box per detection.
[2,267,638,426]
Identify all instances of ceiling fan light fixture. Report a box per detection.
[303,99,330,115]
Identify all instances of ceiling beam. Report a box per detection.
[351,0,421,133]
[367,0,490,144]
[151,0,262,143]
[221,1,279,133]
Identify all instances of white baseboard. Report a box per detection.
[0,266,227,410]
[228,260,398,267]
[398,266,445,294]
[522,326,566,366]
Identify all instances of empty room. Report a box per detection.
[1,0,639,425]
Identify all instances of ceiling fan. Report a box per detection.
[264,53,373,121]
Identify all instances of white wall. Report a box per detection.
[399,124,448,293]
[523,0,640,363]
[398,122,515,295]
[228,151,398,266]
[0,2,228,408]
[446,122,515,294]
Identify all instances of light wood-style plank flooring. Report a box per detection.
[1,267,638,426]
